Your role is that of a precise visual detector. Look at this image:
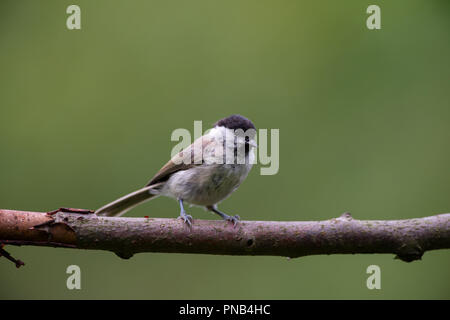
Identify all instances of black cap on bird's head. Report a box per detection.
[214,114,256,131]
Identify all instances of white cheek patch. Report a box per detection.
[202,126,257,165]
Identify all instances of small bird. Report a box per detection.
[96,114,257,226]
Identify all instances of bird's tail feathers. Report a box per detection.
[96,183,163,217]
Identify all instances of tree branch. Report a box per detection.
[1,208,449,265]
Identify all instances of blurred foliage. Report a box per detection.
[0,0,449,299]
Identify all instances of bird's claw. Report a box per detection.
[226,214,240,227]
[178,213,193,227]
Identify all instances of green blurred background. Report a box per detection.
[1,0,449,299]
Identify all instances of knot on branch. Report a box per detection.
[338,212,353,221]
[114,251,135,259]
[395,243,424,262]
[31,209,82,244]
[33,219,77,243]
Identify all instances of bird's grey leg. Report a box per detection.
[177,199,193,227]
[207,205,240,226]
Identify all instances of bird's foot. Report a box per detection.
[223,214,240,227]
[178,212,193,227]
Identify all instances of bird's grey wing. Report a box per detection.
[146,135,214,186]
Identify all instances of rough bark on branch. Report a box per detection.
[0,208,449,265]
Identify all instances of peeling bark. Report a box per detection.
[0,209,449,265]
